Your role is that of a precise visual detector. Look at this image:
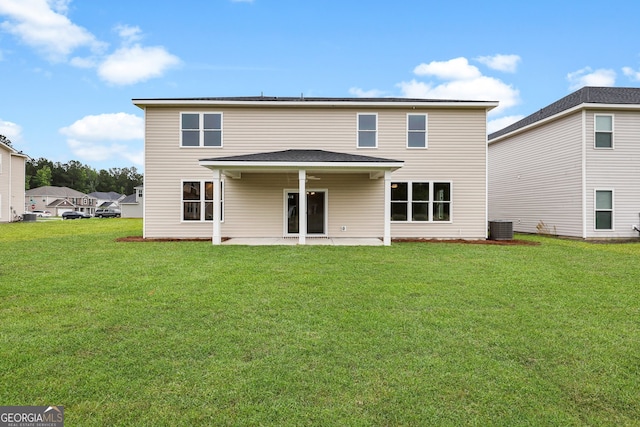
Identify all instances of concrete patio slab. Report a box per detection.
[222,237,384,246]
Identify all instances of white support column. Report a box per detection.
[298,169,306,245]
[383,170,392,246]
[212,169,222,245]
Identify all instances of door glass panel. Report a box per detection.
[286,191,325,235]
[287,193,299,234]
[307,192,324,234]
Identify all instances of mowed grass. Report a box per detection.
[1,219,639,426]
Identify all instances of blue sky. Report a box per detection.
[2,0,640,171]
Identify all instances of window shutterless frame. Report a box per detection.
[594,189,614,231]
[594,114,613,149]
[390,181,452,222]
[407,113,428,148]
[181,179,224,222]
[357,113,377,148]
[180,112,223,148]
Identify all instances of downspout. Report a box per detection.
[581,110,587,238]
[485,114,489,239]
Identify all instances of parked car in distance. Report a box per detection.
[94,208,121,218]
[62,211,92,220]
[30,210,52,217]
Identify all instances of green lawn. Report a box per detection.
[1,219,639,426]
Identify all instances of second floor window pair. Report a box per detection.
[357,113,428,149]
[180,112,427,149]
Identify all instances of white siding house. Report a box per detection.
[133,96,497,245]
[0,140,27,222]
[489,86,640,239]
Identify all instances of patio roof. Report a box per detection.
[199,149,404,179]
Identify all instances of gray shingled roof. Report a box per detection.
[89,191,123,201]
[120,194,137,204]
[26,186,90,198]
[489,86,640,140]
[135,96,490,104]
[200,149,402,164]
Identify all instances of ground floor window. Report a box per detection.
[182,180,223,221]
[391,181,451,222]
[594,189,613,230]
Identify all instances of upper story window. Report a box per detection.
[407,114,427,148]
[594,114,613,148]
[181,113,223,147]
[357,113,377,148]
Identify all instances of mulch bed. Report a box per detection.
[116,236,539,245]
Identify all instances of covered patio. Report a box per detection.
[199,149,403,246]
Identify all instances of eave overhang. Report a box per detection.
[199,149,404,179]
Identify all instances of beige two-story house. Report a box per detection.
[25,186,97,216]
[133,96,497,245]
[489,86,640,239]
[0,139,27,222]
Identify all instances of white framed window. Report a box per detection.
[357,113,377,148]
[181,112,223,147]
[391,181,452,222]
[594,189,613,230]
[594,114,613,149]
[407,113,428,148]
[182,180,224,221]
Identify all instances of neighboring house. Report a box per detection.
[0,140,28,222]
[488,86,640,239]
[25,186,97,216]
[89,191,124,209]
[120,185,143,218]
[133,96,498,245]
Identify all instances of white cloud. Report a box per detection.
[397,75,519,114]
[97,44,181,85]
[115,24,142,44]
[0,118,23,142]
[0,0,106,62]
[60,112,143,140]
[0,2,180,85]
[348,87,388,97]
[622,66,640,81]
[487,115,524,134]
[414,57,482,80]
[60,113,144,166]
[567,67,616,90]
[476,54,521,73]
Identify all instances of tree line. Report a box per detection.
[4,134,143,195]
[26,158,143,196]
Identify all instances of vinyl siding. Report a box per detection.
[144,106,488,239]
[10,155,25,220]
[585,110,640,238]
[0,150,26,222]
[489,112,584,237]
[0,148,6,221]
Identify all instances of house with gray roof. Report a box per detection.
[133,96,498,245]
[488,86,640,239]
[120,185,143,218]
[25,186,96,216]
[0,139,27,222]
[88,191,125,209]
